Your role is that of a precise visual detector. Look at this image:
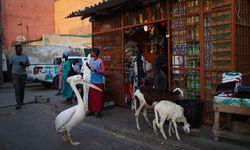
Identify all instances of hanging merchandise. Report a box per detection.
[150,25,155,37]
[139,13,143,24]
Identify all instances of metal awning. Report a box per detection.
[66,0,158,20]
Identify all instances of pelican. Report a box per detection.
[55,75,102,146]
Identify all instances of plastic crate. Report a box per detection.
[210,24,231,34]
[210,11,231,26]
[211,32,231,40]
[212,60,231,68]
[205,0,231,10]
[212,51,231,61]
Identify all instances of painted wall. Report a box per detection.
[1,0,55,48]
[55,0,101,34]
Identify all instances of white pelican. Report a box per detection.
[55,75,102,146]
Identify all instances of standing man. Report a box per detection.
[10,44,30,109]
[152,44,168,90]
[62,51,73,105]
[87,48,105,117]
[55,59,62,96]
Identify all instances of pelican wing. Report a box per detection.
[55,106,76,132]
[77,79,102,92]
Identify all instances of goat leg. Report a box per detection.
[159,116,167,139]
[135,104,143,130]
[168,121,176,136]
[171,124,175,135]
[168,121,172,136]
[142,109,152,128]
[153,119,158,135]
[172,121,181,141]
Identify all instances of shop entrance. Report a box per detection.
[123,22,168,107]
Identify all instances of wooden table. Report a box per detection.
[213,104,250,142]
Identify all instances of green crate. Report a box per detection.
[211,32,231,39]
[212,14,230,22]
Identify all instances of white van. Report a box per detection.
[26,56,88,88]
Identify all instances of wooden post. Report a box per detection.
[213,111,220,141]
[231,0,236,70]
[121,14,125,107]
[199,0,205,101]
[227,114,232,130]
[167,0,171,90]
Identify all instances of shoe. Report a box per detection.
[87,112,94,116]
[16,106,21,109]
[64,101,73,105]
[63,100,70,104]
[95,112,102,118]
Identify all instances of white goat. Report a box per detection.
[131,88,184,131]
[153,100,190,140]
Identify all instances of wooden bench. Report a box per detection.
[213,103,250,142]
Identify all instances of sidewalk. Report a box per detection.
[85,107,249,150]
[0,82,249,150]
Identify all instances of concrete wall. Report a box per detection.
[1,0,55,48]
[55,0,101,34]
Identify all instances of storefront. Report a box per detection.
[67,0,250,124]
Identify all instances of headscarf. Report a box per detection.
[63,51,72,57]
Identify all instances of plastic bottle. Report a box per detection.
[191,76,195,89]
[196,76,200,89]
[187,76,190,88]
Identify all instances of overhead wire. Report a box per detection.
[236,0,246,24]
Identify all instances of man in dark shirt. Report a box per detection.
[151,44,168,90]
[10,44,30,109]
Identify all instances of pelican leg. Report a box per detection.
[61,132,69,142]
[67,132,80,146]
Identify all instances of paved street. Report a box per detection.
[0,83,249,150]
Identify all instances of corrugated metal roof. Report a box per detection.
[66,0,157,20]
[66,0,130,19]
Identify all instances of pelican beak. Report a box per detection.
[77,79,102,92]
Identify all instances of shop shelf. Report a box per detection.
[212,60,231,69]
[211,32,231,40]
[209,24,231,34]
